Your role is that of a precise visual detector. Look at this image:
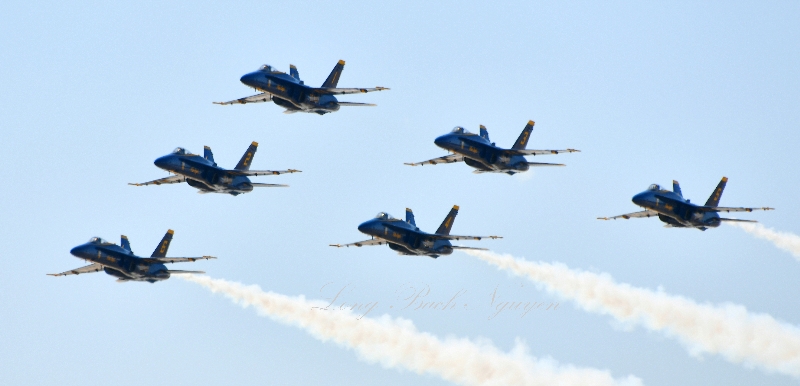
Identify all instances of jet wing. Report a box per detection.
[433,235,502,241]
[719,218,758,222]
[598,210,660,220]
[250,183,289,188]
[315,87,389,95]
[525,162,566,167]
[404,154,464,166]
[48,263,104,276]
[451,246,489,250]
[213,93,273,105]
[701,206,775,213]
[150,256,216,264]
[337,102,377,107]
[129,175,186,186]
[330,239,389,248]
[507,149,580,156]
[228,169,301,176]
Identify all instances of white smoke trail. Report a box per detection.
[726,222,800,260]
[180,275,642,386]
[463,250,800,378]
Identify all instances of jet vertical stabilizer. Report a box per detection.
[151,229,174,258]
[289,64,301,82]
[321,60,345,88]
[673,180,683,197]
[120,235,132,253]
[705,177,728,207]
[204,146,216,165]
[435,205,459,235]
[479,125,490,141]
[235,142,258,171]
[406,208,416,227]
[511,121,534,150]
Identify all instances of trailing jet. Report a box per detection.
[130,142,300,196]
[49,230,215,283]
[214,60,389,115]
[405,120,579,175]
[598,177,774,231]
[330,206,501,258]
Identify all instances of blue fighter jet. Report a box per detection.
[598,177,774,231]
[330,206,501,258]
[405,120,580,175]
[49,230,215,283]
[130,142,300,196]
[214,60,389,115]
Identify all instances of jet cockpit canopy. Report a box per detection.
[450,126,473,134]
[89,237,110,244]
[172,147,193,155]
[647,184,662,191]
[375,212,397,220]
[259,64,282,73]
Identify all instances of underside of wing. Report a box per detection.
[434,235,502,241]
[151,256,216,264]
[228,169,301,176]
[330,239,389,248]
[48,263,104,276]
[451,246,489,250]
[701,206,775,213]
[316,87,389,95]
[213,93,273,105]
[129,175,186,186]
[526,162,566,167]
[719,218,758,222]
[508,149,581,156]
[598,210,659,220]
[337,102,377,106]
[405,154,464,166]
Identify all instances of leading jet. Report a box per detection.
[130,142,300,196]
[405,120,580,175]
[49,230,215,283]
[598,177,774,231]
[330,206,501,258]
[214,60,389,115]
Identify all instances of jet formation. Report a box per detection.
[598,177,774,231]
[406,120,579,175]
[130,142,300,196]
[215,60,389,115]
[331,206,501,258]
[49,230,215,283]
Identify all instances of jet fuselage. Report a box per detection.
[631,188,720,229]
[239,70,340,115]
[434,132,529,174]
[154,153,254,195]
[357,218,454,258]
[69,241,170,283]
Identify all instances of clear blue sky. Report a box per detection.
[1,1,798,385]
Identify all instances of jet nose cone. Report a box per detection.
[358,220,379,235]
[240,72,258,86]
[154,155,171,170]
[632,192,648,207]
[70,245,87,257]
[434,135,450,149]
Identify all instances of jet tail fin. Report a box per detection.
[289,64,301,82]
[204,146,216,165]
[511,120,534,150]
[120,235,132,253]
[235,142,258,171]
[704,177,728,207]
[151,230,174,258]
[479,125,490,141]
[321,60,345,88]
[435,205,459,235]
[406,208,416,227]
[673,180,682,197]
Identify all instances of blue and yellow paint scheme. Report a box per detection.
[330,206,501,258]
[214,60,389,115]
[406,120,580,175]
[598,177,774,231]
[48,230,215,283]
[129,142,301,196]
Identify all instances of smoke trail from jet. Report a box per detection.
[180,275,642,386]
[726,222,800,260]
[463,250,800,378]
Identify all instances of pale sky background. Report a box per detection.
[1,1,799,385]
